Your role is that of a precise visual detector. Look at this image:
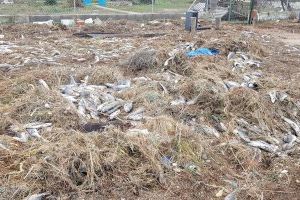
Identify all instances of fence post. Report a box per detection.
[228,0,232,21]
[152,0,154,13]
[248,0,255,24]
[74,0,76,13]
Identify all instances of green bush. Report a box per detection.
[44,0,57,5]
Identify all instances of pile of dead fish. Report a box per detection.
[60,76,145,122]
[224,52,263,90]
[234,117,300,155]
[0,122,52,150]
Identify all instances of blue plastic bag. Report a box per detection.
[187,48,220,57]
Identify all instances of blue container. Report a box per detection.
[83,0,92,6]
[98,0,106,7]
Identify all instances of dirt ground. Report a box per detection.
[0,20,300,200]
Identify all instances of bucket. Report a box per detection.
[83,0,92,6]
[98,0,106,7]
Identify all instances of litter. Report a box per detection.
[33,20,53,26]
[187,48,220,57]
[85,18,94,24]
[61,19,75,27]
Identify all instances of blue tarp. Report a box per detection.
[187,48,220,57]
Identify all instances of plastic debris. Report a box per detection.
[161,155,173,169]
[61,19,75,27]
[187,48,220,57]
[85,18,94,24]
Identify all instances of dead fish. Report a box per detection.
[107,103,123,114]
[0,63,14,72]
[269,90,277,103]
[69,76,77,85]
[282,142,295,151]
[248,140,278,153]
[233,61,243,69]
[224,190,237,200]
[227,52,236,60]
[113,80,131,91]
[94,54,100,64]
[199,125,220,138]
[283,134,297,144]
[26,128,48,142]
[61,94,77,103]
[82,98,98,113]
[127,107,145,121]
[127,113,143,121]
[24,122,52,129]
[38,79,50,90]
[278,92,288,102]
[233,128,251,143]
[240,53,249,60]
[124,102,133,113]
[0,142,9,151]
[186,95,200,105]
[171,96,186,106]
[99,93,115,102]
[98,101,123,113]
[81,76,89,85]
[13,132,29,143]
[224,81,240,90]
[78,98,86,117]
[282,117,300,136]
[109,109,121,120]
[52,50,60,56]
[23,192,50,200]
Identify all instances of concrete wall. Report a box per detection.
[0,13,184,24]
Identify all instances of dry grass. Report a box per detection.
[1,21,300,200]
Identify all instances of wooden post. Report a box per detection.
[215,17,221,30]
[191,17,197,33]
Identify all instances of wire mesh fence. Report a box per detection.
[0,0,192,15]
[0,0,299,22]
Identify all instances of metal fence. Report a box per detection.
[0,0,299,22]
